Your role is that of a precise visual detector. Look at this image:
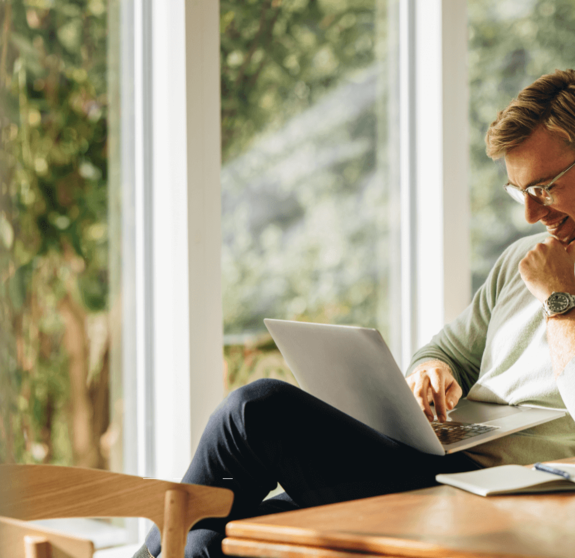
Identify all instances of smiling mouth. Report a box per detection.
[545,216,568,231]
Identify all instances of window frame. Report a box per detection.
[118,0,471,543]
[120,0,224,481]
[397,0,470,363]
[129,0,472,472]
[114,0,223,543]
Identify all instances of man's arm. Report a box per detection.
[546,311,575,377]
[535,308,575,419]
[518,236,575,376]
[404,245,511,421]
[519,236,575,417]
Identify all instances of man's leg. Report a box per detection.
[138,378,480,558]
[136,493,299,558]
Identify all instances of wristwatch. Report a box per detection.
[543,292,575,318]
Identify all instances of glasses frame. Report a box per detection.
[503,158,575,206]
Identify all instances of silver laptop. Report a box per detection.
[264,319,566,456]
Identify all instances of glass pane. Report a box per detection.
[0,1,115,470]
[221,0,395,393]
[468,0,574,292]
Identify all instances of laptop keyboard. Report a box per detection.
[431,421,499,445]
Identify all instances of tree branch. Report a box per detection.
[0,3,12,85]
[234,0,272,89]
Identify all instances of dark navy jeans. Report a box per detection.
[135,378,481,558]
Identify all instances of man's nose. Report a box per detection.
[524,194,548,224]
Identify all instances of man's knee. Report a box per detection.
[227,378,295,410]
[213,378,297,425]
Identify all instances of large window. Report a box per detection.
[220,0,396,390]
[0,0,493,550]
[468,0,575,292]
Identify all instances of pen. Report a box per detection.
[533,462,572,480]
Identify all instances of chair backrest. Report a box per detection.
[0,515,94,558]
[0,464,234,558]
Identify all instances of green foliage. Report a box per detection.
[220,0,390,346]
[220,0,379,161]
[224,335,297,394]
[0,0,108,465]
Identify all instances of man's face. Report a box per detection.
[505,126,575,245]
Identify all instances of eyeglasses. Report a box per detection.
[503,159,575,206]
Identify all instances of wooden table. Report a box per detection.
[223,458,575,558]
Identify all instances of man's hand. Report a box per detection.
[519,237,575,303]
[406,360,462,423]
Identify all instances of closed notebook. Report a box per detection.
[436,463,575,496]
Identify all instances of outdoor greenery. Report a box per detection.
[220,0,379,162]
[2,0,574,462]
[220,0,388,391]
[0,0,109,467]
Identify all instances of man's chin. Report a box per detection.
[548,220,575,245]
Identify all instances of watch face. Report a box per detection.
[548,292,570,313]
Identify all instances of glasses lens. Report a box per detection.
[504,185,526,204]
[528,186,552,205]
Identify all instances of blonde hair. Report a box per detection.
[485,69,575,160]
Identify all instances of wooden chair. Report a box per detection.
[0,464,234,558]
[0,515,94,558]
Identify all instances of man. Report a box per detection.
[135,70,575,558]
[407,68,575,467]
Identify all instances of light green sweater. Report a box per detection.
[407,232,575,467]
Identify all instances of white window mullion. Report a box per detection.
[118,0,156,543]
[114,0,222,547]
[150,0,193,481]
[120,0,155,484]
[441,2,471,325]
[118,0,137,481]
[411,0,470,353]
[133,0,155,482]
[121,0,222,489]
[184,0,224,457]
[415,0,444,349]
[398,0,418,370]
